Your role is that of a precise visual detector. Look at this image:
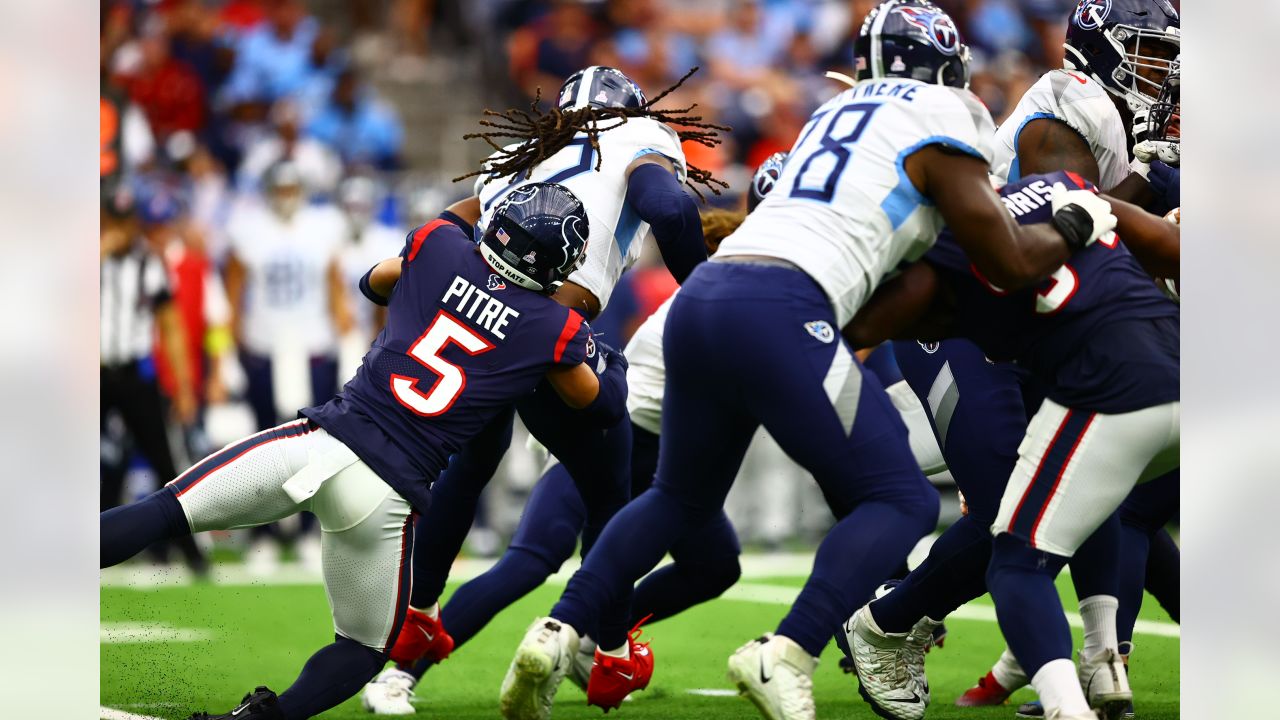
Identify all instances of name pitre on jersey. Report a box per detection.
[475,117,687,311]
[715,78,995,326]
[992,69,1130,189]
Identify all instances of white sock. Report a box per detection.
[992,647,1030,691]
[1078,594,1119,660]
[579,635,598,655]
[1032,658,1092,716]
[599,643,629,659]
[410,602,440,620]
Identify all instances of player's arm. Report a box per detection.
[841,262,955,350]
[1016,118,1103,184]
[625,154,707,283]
[223,250,247,348]
[360,256,403,305]
[545,340,629,427]
[907,146,1112,290]
[155,298,197,425]
[327,258,354,335]
[444,195,482,228]
[1102,194,1180,279]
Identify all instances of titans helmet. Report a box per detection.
[1064,0,1180,112]
[747,152,789,213]
[854,0,970,89]
[1147,57,1179,144]
[557,66,646,111]
[479,182,590,294]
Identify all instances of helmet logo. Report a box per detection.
[918,341,940,354]
[522,249,538,264]
[496,227,511,245]
[594,89,610,104]
[753,168,779,198]
[559,85,575,106]
[1074,0,1112,30]
[890,56,907,72]
[897,7,960,56]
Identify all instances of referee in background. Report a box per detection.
[100,190,206,575]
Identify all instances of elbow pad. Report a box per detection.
[626,162,706,283]
[579,341,629,427]
[359,266,390,306]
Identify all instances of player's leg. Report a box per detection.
[100,419,318,567]
[276,457,416,720]
[987,399,1179,719]
[1117,470,1180,656]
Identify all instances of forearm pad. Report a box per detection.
[626,162,706,283]
[579,348,629,428]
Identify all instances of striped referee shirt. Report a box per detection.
[101,243,172,368]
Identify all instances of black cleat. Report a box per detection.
[186,686,284,720]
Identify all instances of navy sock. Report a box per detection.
[777,498,935,657]
[277,635,384,720]
[1069,511,1121,600]
[986,533,1071,678]
[101,487,190,568]
[411,548,557,679]
[869,513,993,634]
[552,486,692,643]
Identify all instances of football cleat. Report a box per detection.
[388,605,454,666]
[586,617,656,711]
[566,636,596,691]
[500,617,580,720]
[726,633,818,720]
[1078,649,1132,720]
[186,686,283,720]
[1016,700,1045,717]
[956,671,1015,707]
[361,667,417,715]
[903,617,942,704]
[1043,710,1102,720]
[845,605,928,720]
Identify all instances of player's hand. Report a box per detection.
[592,338,628,374]
[1133,139,1180,167]
[1050,182,1117,251]
[1148,161,1181,210]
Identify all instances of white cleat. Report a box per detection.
[726,633,818,720]
[1078,649,1132,720]
[903,616,942,705]
[845,605,928,720]
[566,635,596,691]
[499,617,580,720]
[1045,710,1102,720]
[362,667,417,715]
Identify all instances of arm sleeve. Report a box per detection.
[359,266,389,306]
[577,338,629,427]
[626,162,706,283]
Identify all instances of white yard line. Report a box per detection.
[101,621,212,644]
[100,708,168,720]
[686,688,739,697]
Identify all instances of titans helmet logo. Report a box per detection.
[897,7,960,56]
[1075,0,1112,30]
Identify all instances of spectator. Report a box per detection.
[238,99,342,196]
[219,0,319,112]
[508,0,600,99]
[305,67,405,171]
[126,21,207,141]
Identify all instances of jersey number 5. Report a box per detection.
[391,311,494,417]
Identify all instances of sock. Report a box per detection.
[1031,658,1093,716]
[599,644,629,659]
[101,488,191,567]
[277,636,385,720]
[1078,594,1119,660]
[868,513,993,634]
[991,647,1029,691]
[422,603,439,620]
[776,496,935,657]
[986,533,1071,679]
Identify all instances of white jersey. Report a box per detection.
[991,70,1130,189]
[718,79,995,326]
[624,293,673,435]
[476,117,687,311]
[227,203,345,356]
[339,221,406,339]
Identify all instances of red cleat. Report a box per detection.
[955,671,1014,707]
[388,606,455,666]
[586,617,655,712]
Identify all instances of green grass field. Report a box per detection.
[101,566,1178,720]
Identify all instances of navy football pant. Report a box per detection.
[869,340,1120,636]
[1118,470,1180,652]
[551,262,938,658]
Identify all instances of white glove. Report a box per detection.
[1050,181,1117,250]
[1133,139,1180,166]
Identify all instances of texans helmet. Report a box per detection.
[557,66,647,111]
[747,152,788,213]
[479,182,590,294]
[1147,57,1179,144]
[1064,0,1180,112]
[854,0,971,89]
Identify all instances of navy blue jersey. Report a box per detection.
[925,171,1178,413]
[304,215,592,512]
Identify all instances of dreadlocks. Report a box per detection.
[454,67,731,200]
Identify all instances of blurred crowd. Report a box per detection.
[99,0,1115,572]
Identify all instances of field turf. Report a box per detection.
[101,564,1178,720]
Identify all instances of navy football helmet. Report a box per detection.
[1064,0,1180,112]
[479,182,589,294]
[854,0,970,89]
[1147,57,1179,144]
[557,66,646,111]
[747,152,788,213]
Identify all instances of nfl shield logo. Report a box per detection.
[522,250,538,264]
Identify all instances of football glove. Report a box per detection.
[1050,182,1117,252]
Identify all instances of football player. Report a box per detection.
[498,3,1116,719]
[372,65,725,702]
[362,158,782,717]
[100,183,629,720]
[843,171,1179,720]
